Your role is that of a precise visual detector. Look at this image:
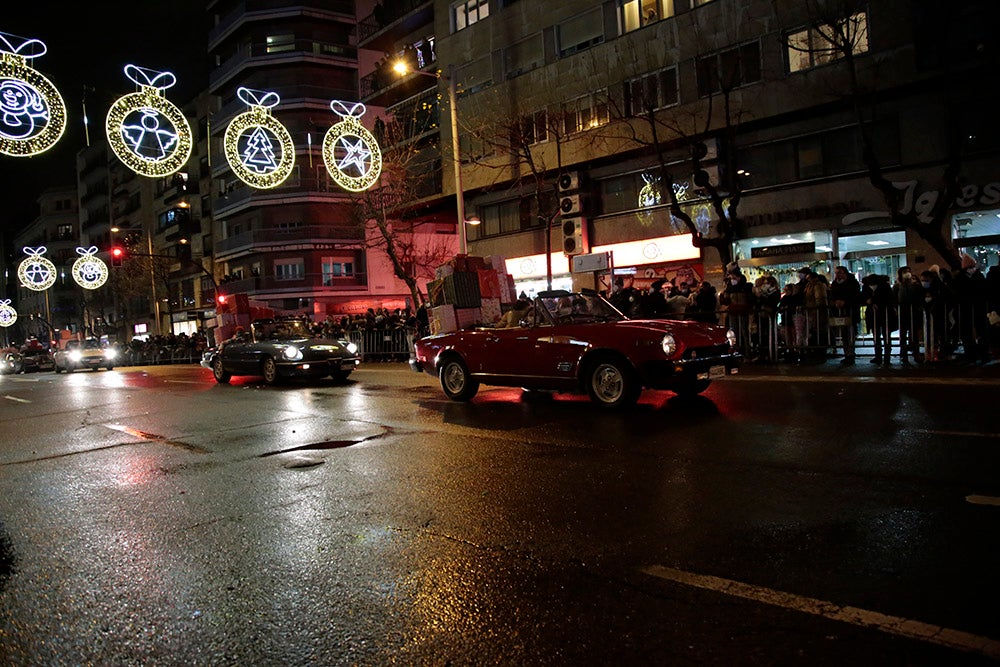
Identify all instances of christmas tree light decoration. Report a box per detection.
[0,32,67,157]
[71,246,109,290]
[106,65,192,177]
[224,87,295,189]
[322,100,382,192]
[0,300,16,328]
[17,246,56,291]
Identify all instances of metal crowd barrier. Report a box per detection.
[347,328,412,361]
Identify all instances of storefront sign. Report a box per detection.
[750,242,815,258]
[743,201,862,228]
[894,180,1000,224]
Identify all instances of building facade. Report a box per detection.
[360,0,1000,297]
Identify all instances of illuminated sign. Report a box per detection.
[503,235,697,279]
[0,32,66,156]
[71,246,109,289]
[106,65,192,177]
[323,101,382,192]
[18,246,56,291]
[224,87,295,189]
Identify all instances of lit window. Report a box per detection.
[786,12,869,72]
[275,260,304,281]
[562,91,609,135]
[453,0,489,32]
[265,34,295,54]
[620,0,676,34]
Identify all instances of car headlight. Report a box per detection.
[726,329,737,348]
[346,342,358,355]
[69,350,82,362]
[282,346,303,361]
[661,333,677,357]
[104,348,118,360]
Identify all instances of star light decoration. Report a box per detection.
[322,100,382,192]
[106,65,192,177]
[18,246,56,291]
[224,87,295,189]
[0,300,16,328]
[0,32,67,157]
[71,246,109,290]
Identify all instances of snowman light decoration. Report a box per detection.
[0,32,67,156]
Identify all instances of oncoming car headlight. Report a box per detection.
[69,350,83,362]
[282,346,303,361]
[726,329,738,349]
[346,342,358,355]
[103,348,118,360]
[661,333,677,356]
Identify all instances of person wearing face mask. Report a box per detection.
[719,269,756,351]
[894,266,923,363]
[952,254,989,363]
[829,266,861,365]
[920,269,946,362]
[753,275,781,361]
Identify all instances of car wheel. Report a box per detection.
[106,365,114,371]
[212,357,231,384]
[54,365,62,374]
[586,357,640,409]
[672,377,711,397]
[439,357,479,401]
[261,356,281,385]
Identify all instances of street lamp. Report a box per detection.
[393,61,476,253]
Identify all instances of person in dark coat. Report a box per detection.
[894,266,923,363]
[640,279,669,318]
[952,254,989,362]
[829,265,861,365]
[862,274,897,365]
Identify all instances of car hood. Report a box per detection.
[611,319,730,345]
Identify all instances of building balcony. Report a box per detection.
[209,38,356,91]
[209,0,355,48]
[218,272,367,296]
[214,225,364,260]
[357,0,433,52]
[211,82,356,135]
[212,169,349,218]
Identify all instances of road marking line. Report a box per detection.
[3,395,31,403]
[966,495,1000,506]
[727,375,999,386]
[642,565,1000,659]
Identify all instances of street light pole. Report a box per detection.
[393,61,473,254]
[445,64,467,254]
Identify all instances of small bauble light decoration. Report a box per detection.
[18,246,56,291]
[0,32,67,157]
[323,101,382,192]
[0,300,16,328]
[224,87,295,189]
[106,65,192,177]
[71,246,109,290]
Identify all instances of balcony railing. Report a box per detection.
[210,38,356,89]
[357,0,433,47]
[214,225,364,257]
[209,0,355,46]
[219,272,367,295]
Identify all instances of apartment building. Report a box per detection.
[359,0,999,296]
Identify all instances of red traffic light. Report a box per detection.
[216,294,227,305]
[111,246,124,267]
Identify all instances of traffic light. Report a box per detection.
[111,246,124,267]
[216,294,227,306]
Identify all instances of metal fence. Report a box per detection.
[346,328,414,362]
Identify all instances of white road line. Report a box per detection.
[728,375,1000,386]
[642,565,1000,659]
[920,429,1000,439]
[966,495,1000,507]
[3,395,31,403]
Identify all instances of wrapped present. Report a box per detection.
[487,255,508,273]
[434,264,454,279]
[426,279,446,306]
[443,272,481,307]
[430,304,457,334]
[480,298,502,325]
[477,269,501,299]
[466,255,487,271]
[498,273,517,304]
[447,254,469,272]
[456,307,480,329]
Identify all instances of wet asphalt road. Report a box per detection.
[0,363,998,665]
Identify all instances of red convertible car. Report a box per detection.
[411,289,740,408]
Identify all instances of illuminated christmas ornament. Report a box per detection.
[0,32,66,157]
[71,246,109,290]
[18,246,57,291]
[224,87,295,189]
[0,300,16,328]
[106,65,192,177]
[322,101,382,192]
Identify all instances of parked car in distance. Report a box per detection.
[1,351,23,375]
[53,339,118,373]
[411,289,741,409]
[202,317,360,385]
[20,348,55,373]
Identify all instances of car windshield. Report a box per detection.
[536,291,625,325]
[82,340,102,349]
[254,320,312,340]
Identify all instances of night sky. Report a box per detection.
[1,2,207,235]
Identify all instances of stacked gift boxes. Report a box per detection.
[426,254,513,334]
